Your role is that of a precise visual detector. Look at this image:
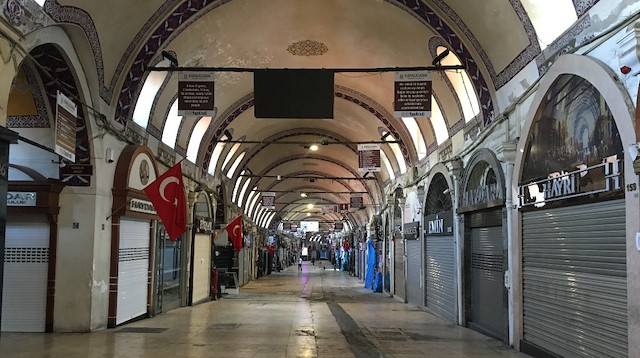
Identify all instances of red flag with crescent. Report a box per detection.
[225,215,243,253]
[143,162,186,241]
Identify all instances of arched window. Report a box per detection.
[382,131,407,174]
[401,117,427,160]
[132,61,169,128]
[161,99,181,148]
[264,212,276,228]
[187,116,211,162]
[380,150,395,181]
[237,178,251,207]
[521,0,577,50]
[231,171,244,203]
[430,98,449,145]
[438,46,480,122]
[226,151,245,179]
[207,133,229,175]
[221,142,241,171]
[248,192,261,218]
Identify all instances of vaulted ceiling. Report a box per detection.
[27,0,585,230]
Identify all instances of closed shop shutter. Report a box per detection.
[406,239,421,306]
[1,218,49,332]
[117,218,150,325]
[192,234,211,304]
[522,199,627,358]
[394,238,405,299]
[470,225,506,340]
[425,235,456,323]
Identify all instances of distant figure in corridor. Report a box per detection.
[298,257,303,271]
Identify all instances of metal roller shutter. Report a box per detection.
[406,240,421,306]
[117,218,150,325]
[394,239,405,299]
[470,226,506,340]
[425,235,456,323]
[522,199,627,358]
[1,219,49,332]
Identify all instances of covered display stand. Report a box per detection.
[458,149,508,342]
[2,165,62,332]
[108,145,160,327]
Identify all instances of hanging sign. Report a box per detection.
[321,204,336,214]
[339,203,349,213]
[394,71,432,118]
[358,144,381,172]
[262,191,276,209]
[334,221,343,231]
[55,91,77,162]
[178,72,215,116]
[350,193,363,210]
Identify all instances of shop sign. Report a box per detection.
[461,183,501,208]
[129,198,157,214]
[518,160,622,207]
[403,221,420,240]
[55,91,77,162]
[195,216,213,234]
[425,211,453,236]
[7,192,36,206]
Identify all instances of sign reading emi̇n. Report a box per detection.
[178,72,215,116]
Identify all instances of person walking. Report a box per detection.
[298,257,303,271]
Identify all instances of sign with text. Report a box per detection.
[7,192,36,207]
[55,91,77,162]
[129,198,157,215]
[178,72,215,116]
[403,221,420,240]
[339,203,349,213]
[321,204,336,214]
[262,191,275,209]
[358,144,381,172]
[394,71,432,118]
[350,193,363,210]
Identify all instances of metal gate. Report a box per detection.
[522,199,627,358]
[425,235,456,323]
[117,218,150,325]
[406,239,421,306]
[1,219,49,332]
[394,238,405,299]
[469,225,506,341]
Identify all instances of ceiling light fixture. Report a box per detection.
[307,203,314,209]
[300,193,308,198]
[309,144,319,151]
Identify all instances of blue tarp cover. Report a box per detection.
[364,239,376,289]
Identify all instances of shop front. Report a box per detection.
[423,171,456,323]
[190,193,214,305]
[2,166,63,332]
[516,72,627,358]
[458,149,508,342]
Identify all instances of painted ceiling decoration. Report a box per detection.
[287,40,329,56]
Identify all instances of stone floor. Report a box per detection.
[0,261,531,358]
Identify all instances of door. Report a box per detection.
[116,218,150,325]
[405,239,422,306]
[1,218,49,332]
[155,225,182,313]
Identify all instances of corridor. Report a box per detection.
[0,261,529,358]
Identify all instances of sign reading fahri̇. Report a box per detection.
[178,72,215,116]
[394,71,432,118]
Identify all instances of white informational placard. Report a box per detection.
[350,193,363,210]
[55,91,77,162]
[178,72,215,116]
[394,71,432,118]
[358,143,381,172]
[262,191,276,209]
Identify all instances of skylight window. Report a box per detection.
[402,117,427,160]
[237,178,251,207]
[207,134,228,175]
[132,61,169,128]
[430,99,449,145]
[226,151,245,179]
[221,142,241,171]
[161,99,182,148]
[380,150,396,181]
[438,46,480,122]
[187,116,211,162]
[521,0,577,50]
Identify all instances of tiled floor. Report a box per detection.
[0,262,531,358]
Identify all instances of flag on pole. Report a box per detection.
[143,162,186,241]
[225,215,243,253]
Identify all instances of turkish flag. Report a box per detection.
[225,215,243,253]
[143,162,186,241]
